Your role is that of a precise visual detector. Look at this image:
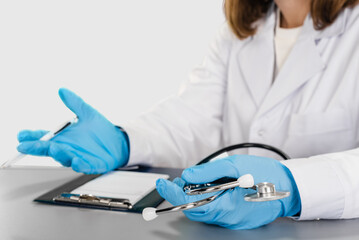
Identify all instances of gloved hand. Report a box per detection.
[156,155,301,230]
[17,88,129,174]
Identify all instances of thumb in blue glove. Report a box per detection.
[156,155,301,230]
[17,88,129,174]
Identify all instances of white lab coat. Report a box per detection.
[124,5,359,221]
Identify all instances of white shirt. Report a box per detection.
[275,10,303,75]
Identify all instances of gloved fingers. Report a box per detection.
[71,157,93,174]
[58,88,97,120]
[184,211,213,223]
[183,199,226,223]
[17,140,52,156]
[71,155,112,174]
[183,190,236,224]
[173,177,186,188]
[156,178,213,214]
[17,130,49,142]
[181,158,238,184]
[48,143,78,167]
[156,178,188,206]
[17,140,76,167]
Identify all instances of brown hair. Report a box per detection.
[224,0,359,39]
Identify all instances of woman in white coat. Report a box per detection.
[17,0,359,229]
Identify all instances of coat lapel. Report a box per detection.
[237,4,348,116]
[256,35,326,117]
[237,9,276,107]
[255,7,350,117]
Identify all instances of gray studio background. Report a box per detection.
[0,1,225,166]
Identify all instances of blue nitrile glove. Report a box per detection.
[17,88,129,174]
[156,155,301,230]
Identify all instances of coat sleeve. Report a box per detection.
[123,25,235,168]
[282,148,359,220]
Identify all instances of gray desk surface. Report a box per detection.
[1,168,359,240]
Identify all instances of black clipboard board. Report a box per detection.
[34,165,182,213]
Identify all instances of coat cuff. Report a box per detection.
[121,124,153,167]
[282,156,345,220]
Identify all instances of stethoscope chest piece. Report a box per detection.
[244,182,290,202]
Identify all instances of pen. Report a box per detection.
[0,117,78,169]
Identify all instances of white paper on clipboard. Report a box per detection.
[71,171,169,205]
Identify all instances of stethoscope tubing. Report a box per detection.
[197,142,290,165]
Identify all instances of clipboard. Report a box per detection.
[34,165,182,213]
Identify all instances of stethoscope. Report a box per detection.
[142,143,291,221]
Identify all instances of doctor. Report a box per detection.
[17,0,359,229]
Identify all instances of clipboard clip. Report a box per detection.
[53,193,133,210]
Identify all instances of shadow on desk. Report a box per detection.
[151,216,358,240]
